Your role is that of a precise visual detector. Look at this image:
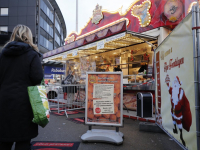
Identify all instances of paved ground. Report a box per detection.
[29,112,183,150]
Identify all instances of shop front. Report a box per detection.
[43,0,197,114]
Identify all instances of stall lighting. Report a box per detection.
[65,18,129,42]
[131,0,151,27]
[188,2,197,13]
[64,0,144,42]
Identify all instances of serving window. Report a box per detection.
[48,32,157,84]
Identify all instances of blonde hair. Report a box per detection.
[4,24,39,51]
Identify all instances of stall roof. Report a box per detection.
[42,61,64,67]
[43,31,157,62]
[43,20,157,60]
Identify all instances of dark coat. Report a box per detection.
[0,41,43,142]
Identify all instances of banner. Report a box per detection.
[44,66,65,75]
[85,72,123,126]
[155,13,197,150]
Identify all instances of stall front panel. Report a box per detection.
[155,13,197,150]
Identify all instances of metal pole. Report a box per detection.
[76,0,78,33]
[192,5,200,150]
[153,49,157,122]
[195,4,200,150]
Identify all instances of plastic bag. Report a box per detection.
[28,85,50,127]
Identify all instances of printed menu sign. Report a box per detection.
[85,72,123,126]
[93,84,114,114]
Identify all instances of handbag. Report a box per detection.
[27,80,50,128]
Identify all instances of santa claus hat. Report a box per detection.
[175,76,182,85]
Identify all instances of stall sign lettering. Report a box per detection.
[44,74,53,79]
[44,66,65,75]
[164,57,184,72]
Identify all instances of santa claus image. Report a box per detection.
[165,75,192,147]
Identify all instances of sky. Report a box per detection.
[56,0,136,37]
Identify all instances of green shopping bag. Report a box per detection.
[28,85,50,128]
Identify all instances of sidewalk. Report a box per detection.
[31,112,183,150]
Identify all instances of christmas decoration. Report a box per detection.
[143,52,150,61]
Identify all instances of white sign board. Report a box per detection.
[97,40,105,50]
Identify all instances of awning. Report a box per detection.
[42,61,64,67]
[43,31,157,62]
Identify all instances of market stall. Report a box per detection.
[43,0,197,115]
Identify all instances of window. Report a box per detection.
[40,0,53,22]
[0,26,8,32]
[40,35,53,50]
[0,8,8,16]
[55,19,60,33]
[40,17,53,37]
[55,33,60,45]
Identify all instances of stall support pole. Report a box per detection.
[153,49,157,122]
[195,5,200,150]
[192,5,200,150]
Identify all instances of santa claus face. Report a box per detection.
[174,77,180,88]
[172,77,181,105]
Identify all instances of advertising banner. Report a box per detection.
[155,13,197,150]
[85,72,123,126]
[44,66,65,75]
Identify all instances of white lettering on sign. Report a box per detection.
[63,54,67,59]
[72,49,78,56]
[45,75,52,77]
[97,40,105,50]
[51,68,65,73]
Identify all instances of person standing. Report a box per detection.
[0,25,44,150]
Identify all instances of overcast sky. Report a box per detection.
[56,0,136,37]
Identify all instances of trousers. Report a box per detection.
[0,140,31,150]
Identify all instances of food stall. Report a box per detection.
[43,0,197,114]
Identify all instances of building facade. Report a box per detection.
[0,0,66,54]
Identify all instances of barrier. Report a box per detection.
[46,84,85,117]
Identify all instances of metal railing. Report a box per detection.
[46,84,86,117]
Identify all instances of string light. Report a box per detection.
[188,2,197,13]
[131,0,152,27]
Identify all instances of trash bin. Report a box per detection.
[137,92,153,118]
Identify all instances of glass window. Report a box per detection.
[0,26,8,32]
[40,35,53,50]
[40,0,53,22]
[55,33,60,45]
[55,19,61,33]
[40,17,53,37]
[0,8,8,16]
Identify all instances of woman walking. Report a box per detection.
[0,25,43,150]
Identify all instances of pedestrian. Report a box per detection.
[0,24,44,150]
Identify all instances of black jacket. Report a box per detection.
[0,41,43,142]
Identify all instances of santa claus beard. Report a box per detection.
[172,83,180,105]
